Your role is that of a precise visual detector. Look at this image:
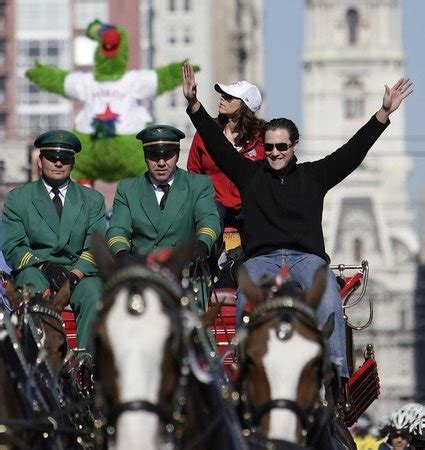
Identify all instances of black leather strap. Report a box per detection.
[251,398,308,430]
[111,399,171,424]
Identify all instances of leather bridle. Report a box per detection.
[239,295,332,448]
[100,263,193,445]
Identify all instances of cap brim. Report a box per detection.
[214,83,228,95]
[41,150,75,161]
[144,144,180,155]
[214,83,243,101]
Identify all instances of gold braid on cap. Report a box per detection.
[143,141,180,147]
[39,146,76,153]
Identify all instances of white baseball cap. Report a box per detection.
[214,81,262,112]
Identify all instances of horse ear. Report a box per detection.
[51,281,71,313]
[237,266,264,305]
[91,232,118,279]
[201,302,221,328]
[5,277,20,309]
[161,238,196,278]
[304,265,327,309]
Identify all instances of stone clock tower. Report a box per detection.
[302,0,418,416]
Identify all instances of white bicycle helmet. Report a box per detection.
[401,402,425,424]
[389,406,414,430]
[410,416,425,443]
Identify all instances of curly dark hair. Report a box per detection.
[264,118,300,144]
[217,103,264,147]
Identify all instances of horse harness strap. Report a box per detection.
[247,296,319,329]
[111,399,172,424]
[251,399,308,429]
[0,308,53,418]
[15,301,68,359]
[103,264,183,300]
[246,432,314,450]
[11,300,70,415]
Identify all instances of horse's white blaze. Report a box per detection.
[263,328,321,442]
[105,287,171,450]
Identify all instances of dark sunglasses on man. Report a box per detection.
[145,150,177,163]
[42,154,75,165]
[264,142,295,152]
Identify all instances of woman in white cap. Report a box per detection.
[187,79,265,231]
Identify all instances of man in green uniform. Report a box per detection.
[1,130,106,350]
[107,125,220,262]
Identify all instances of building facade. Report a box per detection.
[0,0,264,190]
[302,0,418,417]
[141,0,264,165]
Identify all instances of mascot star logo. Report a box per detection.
[95,104,120,121]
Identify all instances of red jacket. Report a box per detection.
[187,131,264,210]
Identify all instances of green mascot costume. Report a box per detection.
[26,19,197,182]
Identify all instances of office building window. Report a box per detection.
[0,38,5,65]
[168,27,176,45]
[18,40,67,68]
[184,0,191,11]
[18,77,61,105]
[18,113,69,137]
[346,8,359,45]
[183,28,192,44]
[17,0,69,32]
[343,77,364,119]
[0,2,5,29]
[0,116,5,140]
[169,0,176,11]
[169,91,176,107]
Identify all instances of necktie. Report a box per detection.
[51,187,63,218]
[158,183,170,210]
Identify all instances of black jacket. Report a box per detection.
[187,105,388,262]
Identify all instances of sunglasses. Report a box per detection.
[264,142,294,152]
[221,92,239,102]
[146,151,177,162]
[390,431,409,439]
[43,155,74,165]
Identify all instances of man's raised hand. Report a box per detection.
[376,77,413,123]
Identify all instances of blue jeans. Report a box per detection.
[238,249,348,378]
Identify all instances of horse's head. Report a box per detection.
[92,236,195,449]
[5,279,69,377]
[238,265,331,445]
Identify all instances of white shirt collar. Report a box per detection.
[149,171,176,190]
[42,178,69,198]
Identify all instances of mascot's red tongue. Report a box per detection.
[102,28,120,57]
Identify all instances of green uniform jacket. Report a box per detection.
[1,179,106,275]
[107,168,220,255]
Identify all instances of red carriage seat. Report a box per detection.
[209,288,238,378]
[61,307,77,349]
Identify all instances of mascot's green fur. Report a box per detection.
[26,19,198,182]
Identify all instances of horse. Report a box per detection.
[0,277,82,449]
[91,237,247,450]
[236,266,356,450]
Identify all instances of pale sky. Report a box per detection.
[264,0,425,234]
